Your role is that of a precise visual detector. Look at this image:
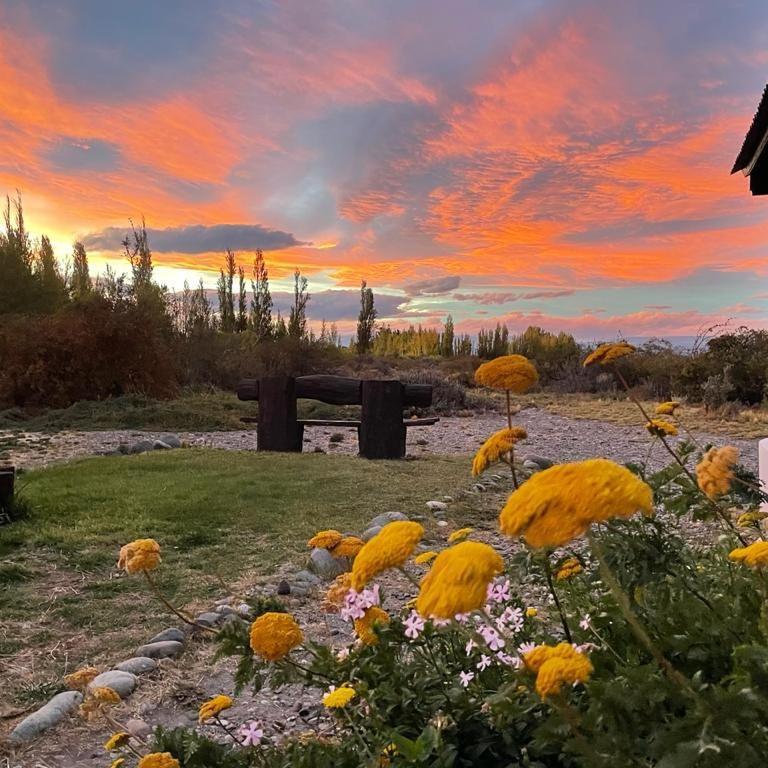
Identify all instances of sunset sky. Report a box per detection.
[2,0,768,338]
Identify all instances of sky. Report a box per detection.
[1,0,768,339]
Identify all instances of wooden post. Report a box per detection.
[359,380,406,459]
[257,377,301,452]
[0,466,14,511]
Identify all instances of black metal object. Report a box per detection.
[732,83,768,195]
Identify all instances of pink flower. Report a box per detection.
[496,651,522,668]
[517,641,536,655]
[479,625,505,651]
[340,586,381,621]
[465,638,477,655]
[487,579,511,604]
[579,614,591,631]
[454,612,470,623]
[404,610,425,639]
[239,721,264,747]
[497,606,524,633]
[459,671,475,687]
[477,654,492,671]
[432,618,451,628]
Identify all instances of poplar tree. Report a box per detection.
[70,241,91,299]
[288,268,309,339]
[250,249,273,341]
[355,280,376,354]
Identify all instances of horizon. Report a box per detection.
[2,1,768,337]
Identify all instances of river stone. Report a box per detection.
[194,612,222,627]
[361,525,383,542]
[521,454,554,469]
[135,640,184,659]
[160,434,182,449]
[152,440,172,450]
[8,691,83,743]
[126,718,152,738]
[115,657,158,675]
[215,604,236,616]
[277,580,291,595]
[294,569,321,585]
[130,439,155,455]
[308,547,346,579]
[368,511,409,529]
[148,627,185,644]
[89,670,137,699]
[426,501,448,511]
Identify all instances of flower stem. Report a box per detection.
[143,571,218,634]
[505,390,519,489]
[541,555,572,643]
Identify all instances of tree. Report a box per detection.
[36,235,67,311]
[217,249,236,332]
[273,311,288,338]
[70,241,91,300]
[236,265,247,332]
[440,314,455,357]
[189,279,214,334]
[288,268,309,339]
[355,280,376,354]
[0,194,35,314]
[250,249,273,341]
[123,218,153,297]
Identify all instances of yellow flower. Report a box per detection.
[414,551,438,565]
[323,685,357,708]
[110,759,126,768]
[104,732,131,751]
[92,687,121,704]
[582,341,635,367]
[323,572,353,611]
[737,510,766,528]
[655,401,680,416]
[729,541,768,569]
[249,612,303,661]
[474,354,539,393]
[696,446,739,500]
[555,557,583,581]
[416,541,504,618]
[64,666,99,690]
[117,539,161,574]
[351,521,424,591]
[354,606,390,645]
[472,426,528,476]
[525,607,538,617]
[198,694,233,723]
[138,754,181,768]
[448,527,473,543]
[535,654,593,698]
[330,536,366,559]
[499,459,653,548]
[645,419,678,438]
[308,529,343,549]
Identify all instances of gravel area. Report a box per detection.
[0,407,759,472]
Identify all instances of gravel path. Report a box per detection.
[1,407,759,472]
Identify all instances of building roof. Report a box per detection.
[732,83,768,174]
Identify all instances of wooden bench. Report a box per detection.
[236,375,439,459]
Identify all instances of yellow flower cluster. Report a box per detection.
[92,686,121,703]
[308,530,343,549]
[737,510,766,528]
[499,459,654,548]
[249,612,303,661]
[323,685,357,708]
[351,521,424,590]
[117,539,161,574]
[104,732,131,751]
[696,446,739,499]
[331,536,366,559]
[582,341,635,367]
[448,527,473,543]
[79,686,121,721]
[474,354,539,393]
[416,541,504,618]
[729,541,768,569]
[354,606,390,645]
[655,401,680,416]
[198,694,233,723]
[645,419,678,438]
[414,551,438,565]
[555,557,583,581]
[110,759,126,768]
[65,666,99,690]
[472,427,528,476]
[138,754,181,768]
[323,572,353,611]
[523,643,593,698]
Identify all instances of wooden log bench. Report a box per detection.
[236,375,439,459]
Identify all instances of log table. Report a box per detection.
[236,375,438,459]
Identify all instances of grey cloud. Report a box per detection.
[453,289,574,305]
[403,275,461,296]
[82,223,305,253]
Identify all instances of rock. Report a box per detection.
[8,691,83,743]
[313,447,326,453]
[152,440,172,450]
[135,640,184,659]
[415,438,428,446]
[426,501,448,511]
[89,670,137,699]
[368,511,408,529]
[148,627,185,644]
[130,439,155,455]
[277,580,291,595]
[117,443,131,455]
[523,460,540,471]
[473,483,486,492]
[294,569,321,585]
[442,496,454,502]
[235,602,251,616]
[521,454,554,470]
[126,718,152,738]
[308,548,346,580]
[290,583,310,597]
[194,612,222,627]
[215,604,236,616]
[437,520,449,528]
[361,525,383,542]
[115,657,157,675]
[160,434,182,449]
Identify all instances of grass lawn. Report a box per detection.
[0,449,471,707]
